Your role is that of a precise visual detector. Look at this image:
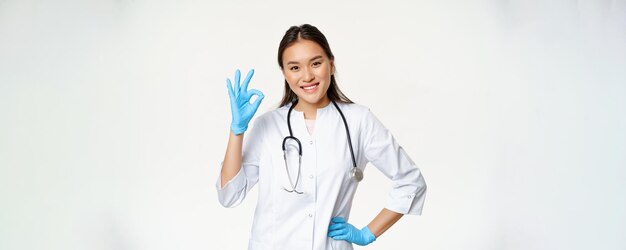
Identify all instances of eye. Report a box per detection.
[290,66,299,71]
[312,61,322,67]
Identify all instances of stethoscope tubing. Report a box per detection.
[282,99,360,194]
[330,100,357,170]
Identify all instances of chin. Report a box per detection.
[298,95,322,105]
[298,96,316,103]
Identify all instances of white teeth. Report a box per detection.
[303,84,318,90]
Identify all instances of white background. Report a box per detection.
[1,0,625,249]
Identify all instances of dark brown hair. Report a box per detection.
[277,24,353,107]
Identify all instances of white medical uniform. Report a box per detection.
[216,102,427,250]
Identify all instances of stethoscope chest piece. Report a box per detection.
[351,167,363,182]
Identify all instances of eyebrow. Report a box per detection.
[286,55,323,65]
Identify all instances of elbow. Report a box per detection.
[218,197,241,208]
[417,180,427,197]
[217,191,245,208]
[216,183,247,208]
[215,168,249,208]
[415,172,427,195]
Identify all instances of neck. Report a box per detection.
[294,96,331,120]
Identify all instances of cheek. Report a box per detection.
[288,74,298,83]
[285,77,300,91]
[285,71,300,81]
[289,83,299,92]
[320,64,332,76]
[317,67,331,81]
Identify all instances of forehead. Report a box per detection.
[282,39,327,62]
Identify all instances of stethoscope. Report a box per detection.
[281,99,363,194]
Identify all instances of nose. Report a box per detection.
[303,68,315,83]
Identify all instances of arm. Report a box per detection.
[220,68,263,188]
[220,131,243,188]
[328,109,427,245]
[216,123,264,207]
[216,69,264,207]
[367,208,403,238]
[363,109,427,217]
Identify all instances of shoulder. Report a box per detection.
[252,105,290,126]
[335,102,374,121]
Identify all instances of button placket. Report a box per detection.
[307,135,317,201]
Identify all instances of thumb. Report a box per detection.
[248,89,265,111]
[331,217,346,223]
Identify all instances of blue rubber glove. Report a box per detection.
[327,217,376,246]
[226,69,264,135]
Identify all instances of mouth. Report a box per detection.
[301,83,319,93]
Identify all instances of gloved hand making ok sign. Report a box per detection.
[226,69,265,135]
[328,217,377,246]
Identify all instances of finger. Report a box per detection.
[226,79,235,98]
[328,228,347,237]
[248,89,264,107]
[328,223,345,231]
[242,69,254,92]
[332,234,349,241]
[248,89,264,99]
[234,69,241,94]
[331,217,346,223]
[327,230,341,237]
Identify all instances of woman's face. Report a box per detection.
[281,39,334,108]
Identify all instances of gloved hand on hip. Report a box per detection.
[328,217,376,246]
[226,69,264,135]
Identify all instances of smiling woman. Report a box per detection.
[277,24,353,117]
[217,24,427,250]
[282,40,333,116]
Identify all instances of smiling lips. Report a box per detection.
[301,83,319,93]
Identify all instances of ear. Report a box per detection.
[330,59,335,75]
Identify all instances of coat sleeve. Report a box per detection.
[215,117,265,208]
[361,109,427,215]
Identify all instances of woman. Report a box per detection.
[217,24,427,250]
